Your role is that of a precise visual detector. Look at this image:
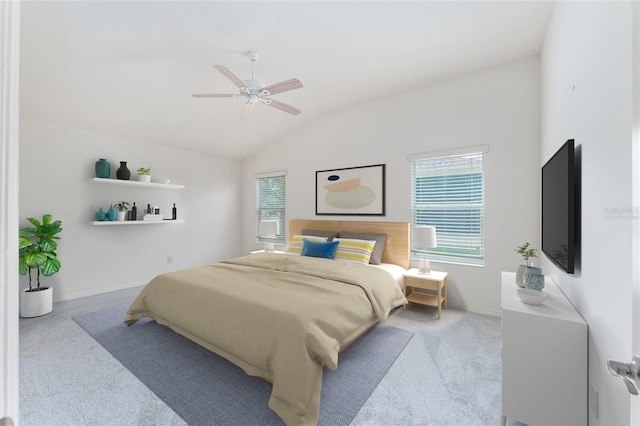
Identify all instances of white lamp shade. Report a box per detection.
[413,225,437,249]
[259,220,280,237]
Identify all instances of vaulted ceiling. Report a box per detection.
[20,1,552,160]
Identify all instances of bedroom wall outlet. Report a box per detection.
[590,382,598,419]
[167,256,173,264]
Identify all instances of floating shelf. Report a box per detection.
[91,220,185,226]
[90,177,184,189]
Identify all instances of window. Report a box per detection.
[256,171,286,246]
[410,146,487,266]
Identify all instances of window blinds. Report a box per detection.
[410,151,485,266]
[256,173,286,245]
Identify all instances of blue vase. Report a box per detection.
[95,158,111,178]
[94,207,107,221]
[106,205,117,221]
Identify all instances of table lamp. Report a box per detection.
[413,225,437,274]
[259,220,280,252]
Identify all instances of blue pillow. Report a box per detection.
[301,239,339,259]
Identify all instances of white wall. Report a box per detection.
[541,2,634,425]
[243,57,541,316]
[19,118,243,302]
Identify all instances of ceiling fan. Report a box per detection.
[192,51,303,117]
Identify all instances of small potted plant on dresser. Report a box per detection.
[514,242,537,287]
[137,167,151,183]
[114,201,130,221]
[18,214,62,317]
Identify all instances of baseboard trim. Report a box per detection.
[448,302,501,318]
[55,284,504,317]
[53,280,149,303]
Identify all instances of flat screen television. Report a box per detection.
[542,139,576,274]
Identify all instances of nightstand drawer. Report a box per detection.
[404,276,440,291]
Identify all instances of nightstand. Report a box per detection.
[403,269,448,319]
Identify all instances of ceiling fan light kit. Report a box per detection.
[193,50,303,116]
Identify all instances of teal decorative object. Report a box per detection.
[94,207,107,221]
[95,158,111,178]
[525,266,542,275]
[106,205,117,221]
[525,274,545,291]
[524,266,545,291]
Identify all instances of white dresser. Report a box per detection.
[501,271,588,425]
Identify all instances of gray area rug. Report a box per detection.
[73,305,413,426]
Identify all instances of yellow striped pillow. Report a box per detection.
[334,238,377,264]
[287,235,328,254]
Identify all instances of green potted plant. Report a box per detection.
[137,166,152,183]
[514,242,537,287]
[18,214,62,317]
[114,201,130,221]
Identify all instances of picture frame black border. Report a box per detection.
[315,164,386,216]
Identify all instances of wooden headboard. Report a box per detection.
[288,219,410,269]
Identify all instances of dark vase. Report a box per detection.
[116,161,131,180]
[95,158,111,178]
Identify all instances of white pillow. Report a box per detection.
[286,235,328,254]
[334,238,376,264]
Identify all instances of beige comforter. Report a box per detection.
[124,253,406,426]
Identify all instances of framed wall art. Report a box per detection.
[316,164,385,216]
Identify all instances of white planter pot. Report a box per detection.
[116,211,127,221]
[138,174,151,183]
[20,286,53,318]
[515,264,527,287]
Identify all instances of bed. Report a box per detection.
[124,219,409,425]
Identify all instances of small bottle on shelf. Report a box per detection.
[172,203,177,220]
[131,202,137,221]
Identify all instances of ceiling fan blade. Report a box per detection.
[268,99,302,116]
[263,78,303,95]
[214,65,246,88]
[192,93,236,98]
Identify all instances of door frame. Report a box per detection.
[0,0,21,424]
[632,1,640,423]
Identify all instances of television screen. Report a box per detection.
[542,139,575,274]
